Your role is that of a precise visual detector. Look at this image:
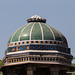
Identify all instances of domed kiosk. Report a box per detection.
[1,15,75,75]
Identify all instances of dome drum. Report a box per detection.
[6,40,70,55]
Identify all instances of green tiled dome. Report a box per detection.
[8,15,68,46]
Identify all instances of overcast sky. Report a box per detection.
[0,0,75,63]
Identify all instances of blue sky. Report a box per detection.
[0,0,75,63]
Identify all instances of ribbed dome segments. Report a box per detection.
[45,23,55,40]
[8,22,68,47]
[49,26,63,41]
[49,26,62,41]
[39,23,44,40]
[20,23,33,41]
[41,23,54,40]
[30,23,35,40]
[18,23,31,41]
[10,25,25,43]
[8,36,12,43]
[31,22,42,40]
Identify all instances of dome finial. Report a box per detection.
[27,15,46,23]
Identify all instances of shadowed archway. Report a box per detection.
[15,68,27,75]
[34,68,50,75]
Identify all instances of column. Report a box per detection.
[3,71,7,75]
[50,67,60,75]
[27,67,34,75]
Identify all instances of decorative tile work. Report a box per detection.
[7,41,63,47]
[22,42,24,44]
[7,57,71,64]
[6,44,70,54]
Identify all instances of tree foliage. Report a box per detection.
[0,60,4,67]
[71,64,75,75]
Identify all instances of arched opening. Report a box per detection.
[15,68,27,75]
[34,68,50,75]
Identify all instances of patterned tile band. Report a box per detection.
[6,45,70,54]
[7,41,63,47]
[7,57,71,64]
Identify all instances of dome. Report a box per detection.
[2,15,74,75]
[8,15,68,47]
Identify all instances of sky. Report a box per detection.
[0,0,75,63]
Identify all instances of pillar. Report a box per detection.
[3,71,7,75]
[27,67,34,75]
[50,67,60,75]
